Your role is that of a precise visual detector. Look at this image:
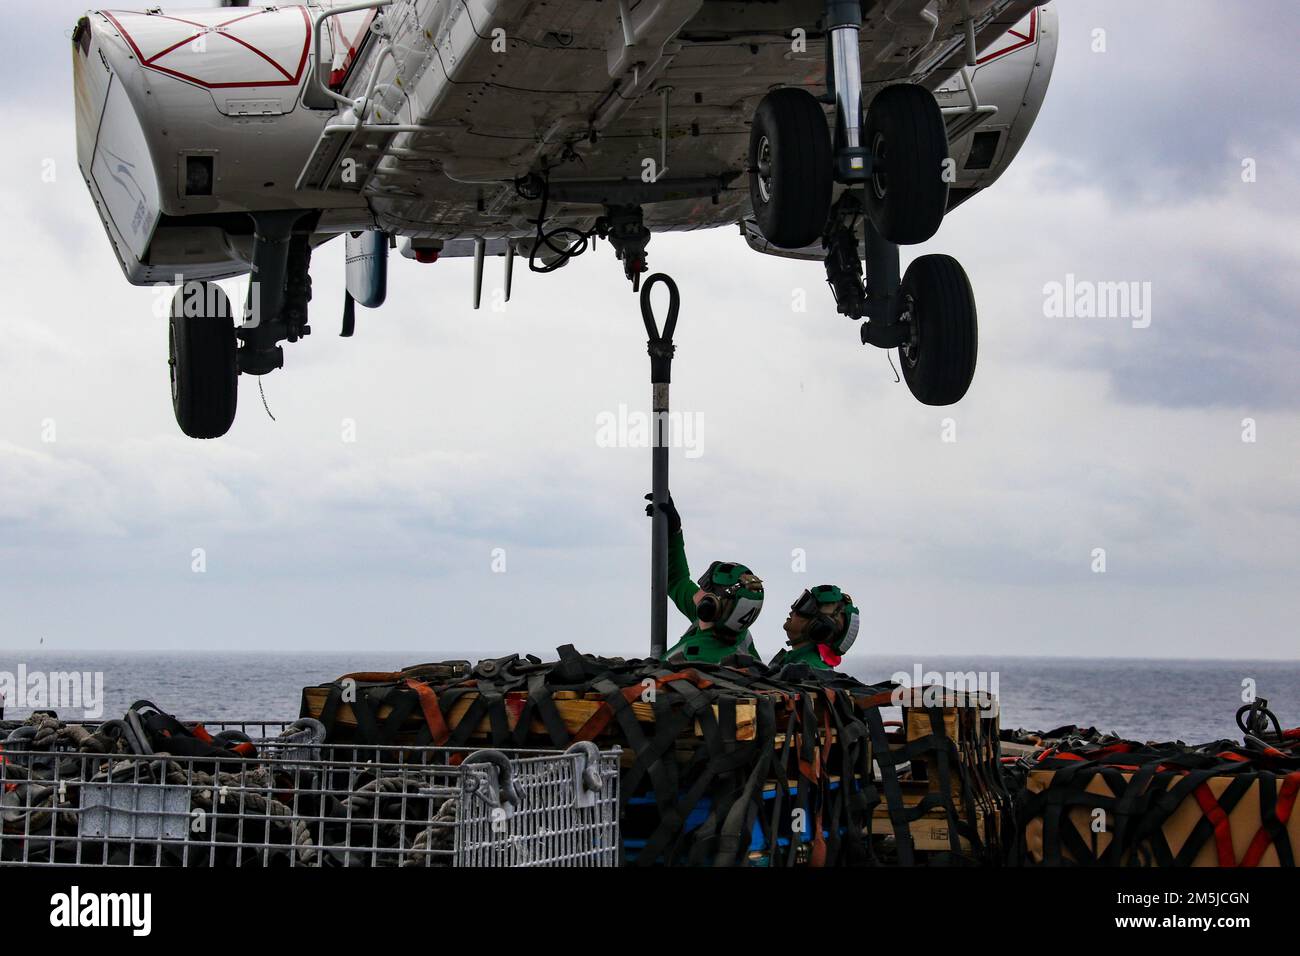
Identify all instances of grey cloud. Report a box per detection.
[1035,1,1300,203]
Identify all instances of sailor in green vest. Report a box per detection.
[769,585,860,672]
[646,493,764,663]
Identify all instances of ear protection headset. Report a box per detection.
[697,593,723,623]
[793,585,860,651]
[807,611,837,644]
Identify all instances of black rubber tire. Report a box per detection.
[169,281,238,439]
[863,84,950,245]
[748,88,833,248]
[899,255,977,406]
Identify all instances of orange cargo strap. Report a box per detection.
[403,679,451,745]
[571,670,711,743]
[1038,749,1084,763]
[1241,771,1300,868]
[572,684,643,743]
[808,691,837,867]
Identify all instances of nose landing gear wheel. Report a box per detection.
[748,88,833,249]
[863,84,950,245]
[168,281,238,439]
[898,255,977,406]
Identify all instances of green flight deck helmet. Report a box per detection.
[774,585,860,670]
[695,560,765,636]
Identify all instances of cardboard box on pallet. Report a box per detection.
[897,687,1001,794]
[1022,768,1300,866]
[872,687,1008,859]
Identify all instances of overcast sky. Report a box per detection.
[1,1,1296,661]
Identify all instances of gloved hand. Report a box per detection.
[644,492,682,536]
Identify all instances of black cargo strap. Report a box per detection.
[714,696,778,866]
[315,682,410,747]
[514,672,570,746]
[632,679,724,865]
[921,707,966,859]
[1251,771,1296,867]
[823,690,871,863]
[863,705,915,866]
[766,705,799,866]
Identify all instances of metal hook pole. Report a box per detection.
[640,273,679,658]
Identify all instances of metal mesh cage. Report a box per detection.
[0,720,619,868]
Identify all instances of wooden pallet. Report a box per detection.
[869,803,989,854]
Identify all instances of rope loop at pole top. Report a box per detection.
[640,272,679,344]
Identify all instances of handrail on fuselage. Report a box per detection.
[309,0,395,111]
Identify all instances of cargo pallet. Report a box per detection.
[300,665,1012,865]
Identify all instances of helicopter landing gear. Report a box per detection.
[164,210,319,439]
[169,280,238,440]
[862,83,951,245]
[825,194,977,406]
[237,211,314,377]
[895,254,977,406]
[748,87,833,249]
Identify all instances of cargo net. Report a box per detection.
[1003,700,1300,867]
[0,714,620,868]
[299,648,1014,866]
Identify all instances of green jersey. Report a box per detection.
[659,532,759,664]
[769,643,840,671]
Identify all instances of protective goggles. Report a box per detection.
[791,585,842,616]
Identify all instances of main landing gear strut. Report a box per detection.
[747,0,978,405]
[167,210,316,438]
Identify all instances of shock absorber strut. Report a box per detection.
[825,0,869,183]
